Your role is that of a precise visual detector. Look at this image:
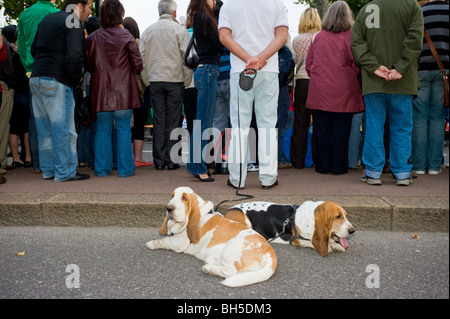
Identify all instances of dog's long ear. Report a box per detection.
[158,216,169,235]
[186,193,202,244]
[312,202,333,257]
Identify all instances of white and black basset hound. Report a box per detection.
[146,187,277,287]
[225,201,355,257]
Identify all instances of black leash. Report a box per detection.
[214,69,256,212]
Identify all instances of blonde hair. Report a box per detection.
[321,1,354,33]
[417,0,428,7]
[298,7,322,34]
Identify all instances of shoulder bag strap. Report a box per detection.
[424,28,446,74]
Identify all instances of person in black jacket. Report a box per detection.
[186,0,223,182]
[29,0,92,182]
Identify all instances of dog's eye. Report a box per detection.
[336,215,342,219]
[182,196,188,201]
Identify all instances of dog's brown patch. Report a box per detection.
[224,209,249,226]
[234,234,277,273]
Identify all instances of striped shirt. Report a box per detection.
[218,47,230,81]
[419,1,449,71]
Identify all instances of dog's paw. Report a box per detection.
[330,241,346,252]
[146,240,160,250]
[201,264,224,277]
[201,264,214,274]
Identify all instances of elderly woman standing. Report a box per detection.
[305,1,364,175]
[85,0,143,178]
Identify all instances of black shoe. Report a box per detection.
[167,164,180,170]
[66,173,90,182]
[155,164,166,170]
[195,173,214,182]
[13,161,25,168]
[0,176,6,184]
[262,180,278,189]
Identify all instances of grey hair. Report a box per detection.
[158,0,177,15]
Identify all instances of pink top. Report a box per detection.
[305,30,364,113]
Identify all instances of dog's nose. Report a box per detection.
[166,204,175,214]
[348,228,355,235]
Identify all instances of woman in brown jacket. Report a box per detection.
[85,0,143,178]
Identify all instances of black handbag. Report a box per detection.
[73,84,91,125]
[184,35,199,70]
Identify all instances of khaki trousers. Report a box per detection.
[0,81,14,168]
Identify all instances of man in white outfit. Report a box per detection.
[218,0,289,189]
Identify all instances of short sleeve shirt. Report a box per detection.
[218,0,289,74]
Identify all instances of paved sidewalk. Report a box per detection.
[0,165,448,232]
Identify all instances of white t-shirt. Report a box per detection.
[218,0,289,74]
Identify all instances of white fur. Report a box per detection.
[146,187,276,287]
[230,200,354,254]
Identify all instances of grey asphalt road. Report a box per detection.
[0,227,448,300]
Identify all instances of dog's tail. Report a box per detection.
[221,251,277,288]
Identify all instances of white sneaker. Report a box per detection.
[247,163,259,172]
[428,169,442,175]
[413,170,426,175]
[397,177,413,186]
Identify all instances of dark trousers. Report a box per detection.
[312,109,353,174]
[290,79,315,168]
[183,87,197,136]
[149,82,184,167]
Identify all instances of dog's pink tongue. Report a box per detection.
[340,237,348,249]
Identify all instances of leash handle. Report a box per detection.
[239,69,257,91]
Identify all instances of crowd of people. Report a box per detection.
[0,0,448,188]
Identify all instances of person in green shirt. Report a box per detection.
[351,0,424,186]
[17,0,59,173]
[17,0,59,73]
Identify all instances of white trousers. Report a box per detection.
[228,72,279,187]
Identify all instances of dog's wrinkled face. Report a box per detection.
[161,187,212,236]
[312,201,355,256]
[326,202,355,249]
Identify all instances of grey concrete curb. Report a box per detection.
[0,192,448,232]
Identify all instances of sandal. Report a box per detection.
[135,160,153,167]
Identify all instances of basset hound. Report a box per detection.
[225,201,355,257]
[146,187,277,287]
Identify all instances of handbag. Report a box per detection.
[73,84,91,125]
[184,35,199,70]
[424,29,449,108]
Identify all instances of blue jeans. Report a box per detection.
[363,93,413,180]
[30,77,77,181]
[187,64,220,176]
[277,85,291,164]
[28,99,40,171]
[212,78,230,133]
[76,123,94,166]
[95,110,134,178]
[348,111,365,168]
[412,70,447,171]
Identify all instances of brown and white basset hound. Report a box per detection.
[225,201,355,257]
[146,187,277,287]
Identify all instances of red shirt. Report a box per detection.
[305,30,364,113]
[0,44,6,92]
